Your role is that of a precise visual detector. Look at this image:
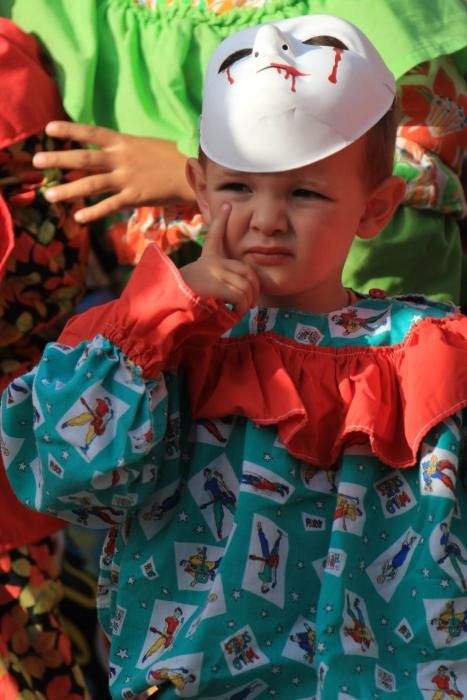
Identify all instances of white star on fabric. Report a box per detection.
[227,620,236,628]
[340,685,349,692]
[85,371,93,379]
[271,665,281,674]
[17,462,28,471]
[380,531,389,540]
[386,644,395,654]
[231,590,241,600]
[411,588,417,597]
[422,568,430,577]
[263,453,273,461]
[290,591,300,601]
[260,609,268,618]
[440,579,450,589]
[43,433,51,442]
[317,642,327,653]
[178,511,188,522]
[379,617,388,626]
[116,648,129,659]
[291,677,301,685]
[195,524,205,534]
[127,576,136,585]
[355,664,362,673]
[61,450,70,460]
[133,551,142,560]
[296,560,304,569]
[324,604,333,613]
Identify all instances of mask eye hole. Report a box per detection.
[282,44,288,50]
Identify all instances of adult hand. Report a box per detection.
[32,121,195,222]
[180,204,260,317]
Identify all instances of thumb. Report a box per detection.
[202,203,231,258]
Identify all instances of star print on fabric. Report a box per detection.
[195,524,205,534]
[42,433,51,442]
[268,689,278,696]
[291,677,302,685]
[116,648,129,659]
[380,531,389,540]
[276,625,283,633]
[296,560,304,569]
[61,450,70,460]
[419,648,428,657]
[265,639,273,647]
[379,617,388,625]
[290,591,300,601]
[309,605,317,616]
[133,551,142,560]
[359,560,366,571]
[428,513,434,523]
[231,589,241,600]
[160,586,170,595]
[139,601,147,608]
[317,642,327,653]
[386,644,395,654]
[127,576,136,585]
[340,685,349,693]
[227,620,236,628]
[403,670,411,678]
[324,604,333,613]
[211,665,219,673]
[358,464,365,471]
[355,664,362,673]
[17,462,27,471]
[422,568,430,577]
[271,665,281,674]
[315,500,323,509]
[260,609,268,618]
[85,371,93,379]
[363,535,369,544]
[178,510,188,522]
[325,625,335,635]
[440,579,450,589]
[263,453,273,462]
[410,588,417,597]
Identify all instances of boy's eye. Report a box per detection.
[293,188,324,199]
[220,182,251,192]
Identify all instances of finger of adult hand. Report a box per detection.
[45,120,122,148]
[45,173,115,203]
[33,147,110,172]
[73,193,127,223]
[202,203,231,258]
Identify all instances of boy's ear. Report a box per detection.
[357,176,406,240]
[186,158,212,225]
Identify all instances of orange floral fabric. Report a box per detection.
[0,538,91,700]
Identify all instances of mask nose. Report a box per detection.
[252,24,295,62]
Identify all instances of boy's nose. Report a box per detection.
[252,25,295,63]
[250,196,288,236]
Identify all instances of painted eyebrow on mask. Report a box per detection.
[302,35,348,49]
[218,48,253,73]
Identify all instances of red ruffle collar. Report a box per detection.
[61,245,467,470]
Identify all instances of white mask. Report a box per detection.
[200,14,395,172]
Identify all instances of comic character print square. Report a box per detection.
[366,527,420,602]
[56,383,129,462]
[242,513,289,609]
[137,599,197,669]
[373,471,416,518]
[221,624,269,676]
[282,616,316,666]
[138,479,184,540]
[146,652,203,697]
[240,461,294,504]
[340,590,378,658]
[175,541,224,591]
[328,304,390,339]
[332,483,367,536]
[188,455,239,542]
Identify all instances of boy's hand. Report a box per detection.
[180,204,260,317]
[32,121,195,223]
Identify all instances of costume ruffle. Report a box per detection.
[60,244,467,471]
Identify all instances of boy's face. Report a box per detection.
[188,139,402,312]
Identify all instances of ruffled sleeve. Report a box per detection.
[59,243,238,371]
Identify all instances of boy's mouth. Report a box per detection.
[245,246,292,265]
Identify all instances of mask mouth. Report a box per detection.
[256,62,309,92]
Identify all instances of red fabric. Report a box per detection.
[0,19,67,551]
[0,195,14,284]
[0,18,65,150]
[60,244,467,470]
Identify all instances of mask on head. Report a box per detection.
[200,14,395,172]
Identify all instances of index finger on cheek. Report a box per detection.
[204,202,231,257]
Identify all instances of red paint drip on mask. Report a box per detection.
[226,67,234,84]
[270,63,308,93]
[328,48,343,84]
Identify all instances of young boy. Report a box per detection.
[2,14,467,700]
